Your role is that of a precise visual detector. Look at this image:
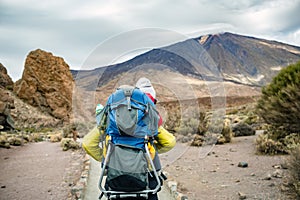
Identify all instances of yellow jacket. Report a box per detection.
[82,126,176,162]
[155,126,176,153]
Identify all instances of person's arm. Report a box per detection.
[155,126,176,154]
[82,126,103,161]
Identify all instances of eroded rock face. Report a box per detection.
[0,63,14,89]
[0,64,15,129]
[14,49,74,122]
[9,90,61,129]
[0,88,14,129]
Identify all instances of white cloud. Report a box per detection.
[236,0,299,33]
[1,0,300,81]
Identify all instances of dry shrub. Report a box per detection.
[63,122,91,139]
[3,132,28,147]
[244,111,259,125]
[255,133,287,155]
[62,125,73,138]
[191,134,204,146]
[32,133,44,142]
[50,132,62,143]
[0,134,10,148]
[286,146,300,199]
[283,133,300,152]
[175,126,193,136]
[164,107,181,131]
[190,119,232,146]
[60,138,80,151]
[22,134,32,142]
[221,119,233,143]
[7,136,22,146]
[256,126,300,155]
[174,118,200,136]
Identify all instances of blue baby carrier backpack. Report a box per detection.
[98,85,162,199]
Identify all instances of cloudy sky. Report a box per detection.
[1,0,300,81]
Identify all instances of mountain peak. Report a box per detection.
[73,32,300,90]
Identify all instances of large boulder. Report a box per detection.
[0,64,15,130]
[14,49,74,122]
[0,63,14,89]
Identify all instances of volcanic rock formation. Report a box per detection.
[0,63,15,129]
[14,49,74,122]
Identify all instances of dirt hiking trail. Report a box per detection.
[0,142,84,200]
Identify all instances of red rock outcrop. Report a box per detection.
[14,49,74,122]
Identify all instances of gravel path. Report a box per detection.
[0,142,84,200]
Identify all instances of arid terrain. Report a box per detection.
[160,133,290,200]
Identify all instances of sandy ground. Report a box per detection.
[160,134,290,200]
[0,142,84,200]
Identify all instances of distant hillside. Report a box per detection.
[72,32,300,91]
[197,32,300,85]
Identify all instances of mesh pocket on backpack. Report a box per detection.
[106,145,148,192]
[115,105,138,136]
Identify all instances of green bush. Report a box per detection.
[255,61,300,154]
[256,61,300,133]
